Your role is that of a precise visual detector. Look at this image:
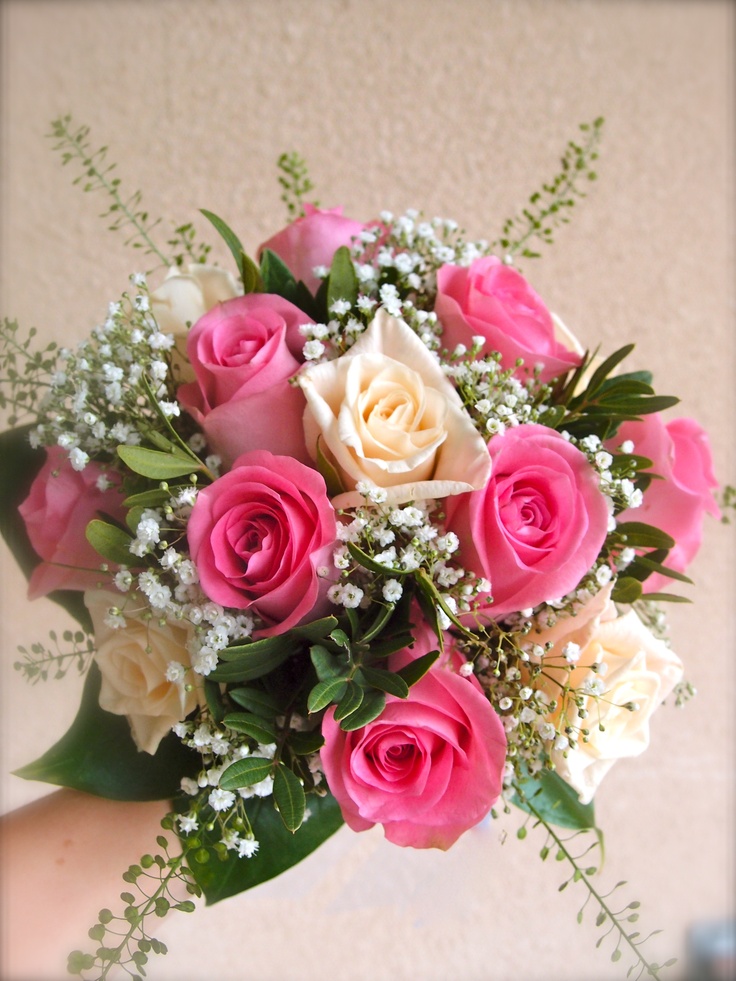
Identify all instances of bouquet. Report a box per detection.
[0,116,723,980]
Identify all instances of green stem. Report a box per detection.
[53,119,170,268]
[98,851,187,980]
[515,782,662,979]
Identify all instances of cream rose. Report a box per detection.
[299,309,491,508]
[85,590,202,755]
[533,594,683,803]
[552,313,603,394]
[151,264,241,381]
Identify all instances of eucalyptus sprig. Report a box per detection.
[514,781,676,980]
[69,818,199,981]
[277,151,317,219]
[494,117,604,259]
[166,222,213,269]
[48,115,171,270]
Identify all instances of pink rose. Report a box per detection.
[321,621,507,850]
[177,294,313,467]
[258,204,365,293]
[18,446,126,599]
[446,424,610,620]
[187,450,337,636]
[612,415,719,592]
[435,256,581,383]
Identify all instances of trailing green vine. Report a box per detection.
[513,781,676,979]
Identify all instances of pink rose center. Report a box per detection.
[217,505,289,594]
[495,469,567,559]
[355,725,441,792]
[212,319,274,367]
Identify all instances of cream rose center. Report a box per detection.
[347,357,447,466]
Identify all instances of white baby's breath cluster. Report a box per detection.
[446,351,548,435]
[300,210,494,363]
[353,210,491,305]
[329,489,489,626]
[28,277,177,467]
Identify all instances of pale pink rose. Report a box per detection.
[445,424,610,620]
[258,204,365,293]
[612,415,720,592]
[151,264,241,382]
[177,294,313,467]
[435,256,581,383]
[540,603,683,803]
[187,451,337,636]
[19,447,126,600]
[300,310,491,509]
[320,621,506,849]
[85,590,202,755]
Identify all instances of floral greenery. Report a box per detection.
[48,115,213,274]
[0,319,58,426]
[0,118,696,981]
[14,628,95,683]
[277,150,318,219]
[67,821,199,981]
[492,117,604,260]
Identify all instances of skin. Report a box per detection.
[0,790,171,981]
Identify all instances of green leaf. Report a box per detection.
[326,245,358,310]
[512,769,598,832]
[221,712,277,745]
[333,680,364,721]
[260,248,299,301]
[309,643,349,681]
[615,522,675,550]
[611,576,643,605]
[204,678,226,724]
[287,730,325,755]
[576,343,635,400]
[15,663,198,799]
[85,518,135,565]
[347,540,410,577]
[199,209,250,283]
[227,687,280,718]
[307,677,348,713]
[595,378,653,398]
[626,554,693,585]
[640,592,692,604]
[117,445,200,480]
[290,615,340,643]
[359,665,410,699]
[208,635,296,682]
[358,600,397,645]
[395,649,441,687]
[179,791,343,904]
[240,252,264,294]
[219,756,274,791]
[0,426,92,630]
[145,430,178,452]
[338,690,386,731]
[217,633,294,662]
[314,436,345,498]
[273,763,306,832]
[122,487,171,508]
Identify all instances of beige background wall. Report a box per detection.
[1,1,733,979]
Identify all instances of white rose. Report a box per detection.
[85,590,203,755]
[299,309,491,508]
[150,264,240,381]
[546,608,683,804]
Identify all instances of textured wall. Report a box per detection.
[1,1,733,979]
